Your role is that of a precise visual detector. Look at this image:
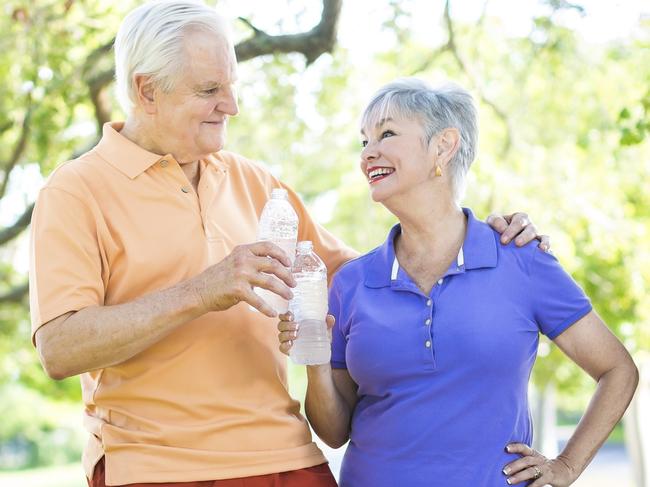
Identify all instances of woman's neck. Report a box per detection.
[393,197,466,262]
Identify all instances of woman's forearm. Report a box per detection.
[557,361,639,478]
[305,364,354,448]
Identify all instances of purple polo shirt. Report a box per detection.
[329,208,592,487]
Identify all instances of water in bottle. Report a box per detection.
[254,188,298,314]
[289,241,330,365]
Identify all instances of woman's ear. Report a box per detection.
[132,74,157,115]
[435,127,461,167]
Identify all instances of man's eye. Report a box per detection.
[381,130,395,139]
[361,140,368,148]
[203,88,219,95]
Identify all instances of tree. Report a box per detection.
[1,0,648,472]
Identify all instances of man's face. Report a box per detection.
[153,29,239,162]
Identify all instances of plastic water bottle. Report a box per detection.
[254,188,298,314]
[289,241,330,365]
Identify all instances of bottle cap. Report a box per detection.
[297,241,313,253]
[271,188,288,199]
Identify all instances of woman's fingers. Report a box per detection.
[503,444,546,485]
[504,443,536,456]
[278,320,298,333]
[279,330,298,343]
[506,465,545,486]
[279,340,293,355]
[279,311,294,322]
[278,316,298,355]
[502,452,539,475]
[326,314,336,330]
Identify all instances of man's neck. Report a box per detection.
[121,117,201,191]
[120,117,166,156]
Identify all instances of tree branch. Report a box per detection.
[0,101,33,200]
[443,0,512,156]
[409,41,451,76]
[77,0,343,131]
[88,69,115,132]
[0,2,345,251]
[0,202,34,246]
[82,39,115,77]
[235,0,342,64]
[0,120,13,135]
[0,281,29,304]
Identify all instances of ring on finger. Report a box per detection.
[532,465,542,480]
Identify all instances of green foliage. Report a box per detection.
[618,86,650,146]
[1,0,649,470]
[0,384,84,469]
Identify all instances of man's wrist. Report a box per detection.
[184,274,209,315]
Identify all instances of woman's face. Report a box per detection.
[359,115,437,204]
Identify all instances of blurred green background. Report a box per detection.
[0,0,648,486]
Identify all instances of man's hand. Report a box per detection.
[192,241,296,317]
[486,212,550,251]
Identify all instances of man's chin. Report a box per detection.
[200,135,226,154]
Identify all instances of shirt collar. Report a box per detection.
[365,207,497,288]
[95,122,228,179]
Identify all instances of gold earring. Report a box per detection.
[435,166,442,177]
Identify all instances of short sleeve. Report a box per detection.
[29,186,105,342]
[329,277,348,369]
[530,248,592,339]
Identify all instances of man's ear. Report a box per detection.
[435,127,461,167]
[133,74,157,115]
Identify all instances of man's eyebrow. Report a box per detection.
[195,81,222,89]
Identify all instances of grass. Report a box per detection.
[0,463,86,487]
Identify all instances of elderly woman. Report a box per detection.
[278,79,639,487]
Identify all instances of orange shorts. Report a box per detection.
[88,457,338,487]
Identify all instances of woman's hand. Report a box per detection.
[502,443,577,486]
[277,312,335,356]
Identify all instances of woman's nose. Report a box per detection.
[361,142,378,162]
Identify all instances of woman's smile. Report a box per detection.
[367,166,395,184]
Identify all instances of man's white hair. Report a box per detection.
[114,0,230,114]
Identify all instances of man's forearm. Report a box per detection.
[36,277,207,379]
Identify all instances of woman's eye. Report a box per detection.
[361,140,368,148]
[203,88,219,95]
[381,130,395,139]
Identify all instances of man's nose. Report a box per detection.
[219,86,239,117]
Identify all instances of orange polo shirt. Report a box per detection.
[29,122,357,485]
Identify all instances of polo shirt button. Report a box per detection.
[437,278,443,285]
[160,159,169,168]
[426,299,432,306]
[181,186,190,193]
[425,318,431,325]
[425,340,431,348]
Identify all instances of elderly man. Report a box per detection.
[29,2,545,486]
